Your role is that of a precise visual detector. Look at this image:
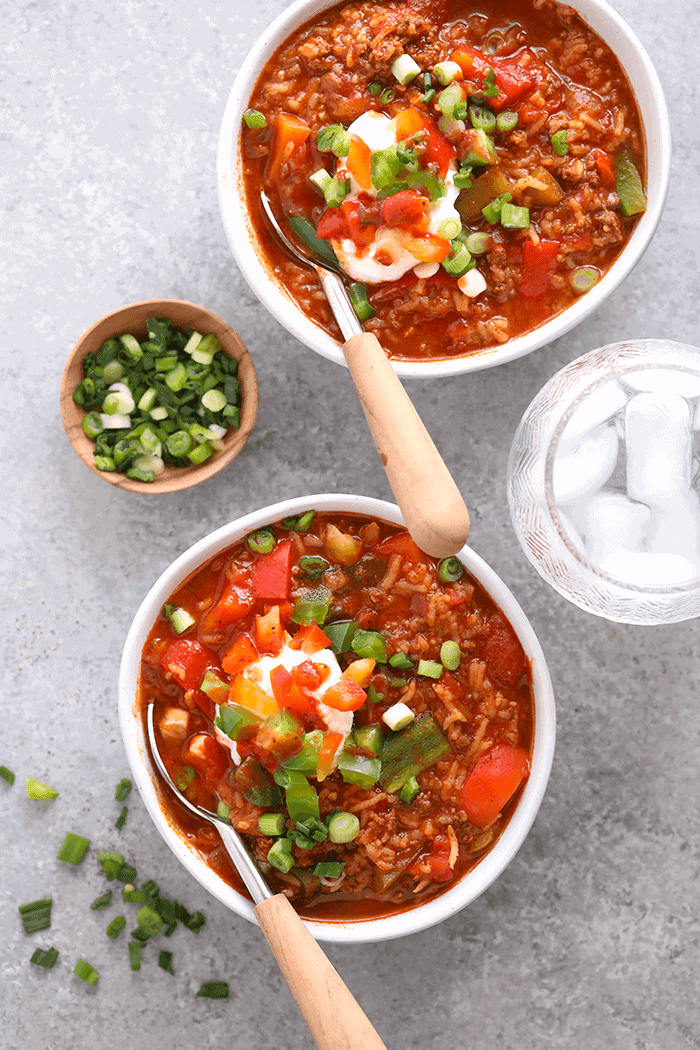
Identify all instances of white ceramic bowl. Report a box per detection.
[218,0,670,378]
[119,494,555,943]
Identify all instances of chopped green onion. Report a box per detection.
[500,202,530,229]
[380,87,396,104]
[248,528,275,554]
[117,862,137,884]
[466,232,491,255]
[115,778,132,802]
[159,950,175,974]
[569,265,599,293]
[129,941,141,971]
[216,801,230,822]
[182,331,203,355]
[163,604,195,634]
[107,916,126,939]
[437,217,462,241]
[243,108,267,129]
[165,362,187,392]
[351,629,387,662]
[392,54,421,85]
[551,129,569,156]
[442,240,473,277]
[103,360,124,383]
[115,806,128,831]
[438,83,465,121]
[97,850,124,881]
[310,168,332,195]
[367,684,384,704]
[348,282,377,322]
[470,104,496,134]
[175,766,196,792]
[434,60,462,86]
[120,333,142,360]
[368,82,382,96]
[258,813,287,837]
[90,891,112,911]
[74,959,99,985]
[316,124,351,157]
[327,811,360,844]
[201,388,227,412]
[187,442,213,466]
[94,454,116,472]
[197,982,230,999]
[324,176,350,209]
[19,898,52,934]
[296,815,328,842]
[438,557,463,582]
[313,861,344,879]
[382,702,415,731]
[482,192,512,224]
[417,659,443,679]
[299,555,329,578]
[481,67,499,100]
[421,72,436,103]
[496,110,518,133]
[389,652,414,670]
[57,832,90,865]
[0,766,15,786]
[388,675,407,689]
[83,412,104,438]
[440,640,461,670]
[122,886,145,902]
[137,905,163,937]
[30,946,59,969]
[288,215,340,270]
[267,837,294,873]
[453,169,473,190]
[126,465,156,483]
[400,776,420,804]
[25,777,58,800]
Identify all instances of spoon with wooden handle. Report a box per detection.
[146,704,386,1050]
[261,192,470,558]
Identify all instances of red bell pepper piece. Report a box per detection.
[292,659,323,692]
[341,200,377,249]
[251,540,293,601]
[459,743,530,828]
[269,664,315,714]
[410,835,454,882]
[221,633,259,676]
[185,733,231,786]
[266,112,311,183]
[200,570,252,636]
[255,605,284,655]
[316,731,344,782]
[321,673,367,712]
[394,106,456,179]
[316,208,349,241]
[382,189,430,228]
[347,134,372,191]
[520,240,560,298]
[161,639,222,718]
[374,531,425,564]
[288,623,332,654]
[479,612,528,687]
[450,46,537,112]
[590,147,616,188]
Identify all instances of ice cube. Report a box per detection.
[625,393,693,505]
[564,489,651,563]
[559,380,628,453]
[619,368,700,399]
[598,550,699,587]
[553,423,619,504]
[693,400,700,431]
[645,492,700,564]
[557,508,586,555]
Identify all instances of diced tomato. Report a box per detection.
[322,673,367,712]
[382,189,429,228]
[479,612,528,687]
[341,200,377,249]
[520,240,560,298]
[288,623,332,654]
[316,208,349,241]
[292,659,323,692]
[591,147,616,188]
[251,540,293,601]
[403,233,451,263]
[347,134,372,190]
[374,531,425,563]
[255,605,283,655]
[459,743,530,828]
[185,733,230,786]
[266,112,311,183]
[450,46,538,112]
[228,674,278,719]
[269,664,315,714]
[221,633,258,676]
[316,731,344,782]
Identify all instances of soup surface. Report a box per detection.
[139,511,533,920]
[241,0,646,361]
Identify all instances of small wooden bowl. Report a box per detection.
[61,299,258,493]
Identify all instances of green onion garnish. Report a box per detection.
[137,905,163,937]
[74,959,99,985]
[129,941,142,971]
[243,108,267,129]
[97,850,124,881]
[163,604,195,634]
[496,110,518,132]
[25,777,58,800]
[367,82,382,95]
[115,807,128,831]
[56,832,90,866]
[481,67,499,99]
[380,87,396,104]
[437,216,462,241]
[30,946,59,969]
[347,282,376,323]
[367,685,384,704]
[123,886,146,903]
[500,202,530,229]
[440,640,461,670]
[438,557,463,582]
[482,192,512,225]
[0,765,15,786]
[247,528,275,554]
[117,863,137,884]
[389,652,414,670]
[313,861,345,879]
[299,555,329,578]
[551,129,569,156]
[90,891,112,911]
[175,766,196,792]
[400,776,420,804]
[258,813,287,837]
[327,812,360,844]
[19,898,52,934]
[197,982,230,999]
[115,779,133,803]
[159,950,175,975]
[391,54,421,85]
[417,659,443,679]
[106,916,126,939]
[569,266,599,293]
[316,124,351,157]
[465,232,491,255]
[470,104,496,134]
[434,61,462,86]
[267,837,294,873]
[323,176,350,209]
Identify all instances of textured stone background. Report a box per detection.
[2,1,699,1048]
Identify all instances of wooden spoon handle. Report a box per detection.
[342,331,470,558]
[254,895,387,1050]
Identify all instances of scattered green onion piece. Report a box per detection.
[438,557,463,582]
[106,916,126,939]
[324,176,350,209]
[470,104,496,134]
[288,216,340,270]
[198,981,230,999]
[243,109,267,129]
[294,510,316,532]
[182,331,203,355]
[421,72,436,102]
[126,465,156,483]
[202,388,227,412]
[327,812,360,844]
[310,168,332,195]
[500,202,530,229]
[380,87,396,104]
[417,659,443,679]
[30,947,59,969]
[313,861,344,879]
[481,67,499,99]
[496,110,518,133]
[90,891,112,911]
[191,347,213,365]
[115,806,128,831]
[434,60,462,86]
[389,652,414,670]
[465,232,491,255]
[166,430,193,458]
[267,837,294,873]
[97,850,124,881]
[103,360,124,383]
[368,82,382,96]
[163,604,195,634]
[400,775,420,804]
[391,54,421,85]
[440,640,461,671]
[159,950,175,975]
[348,282,377,322]
[117,862,137,884]
[382,702,415,731]
[248,528,275,554]
[438,83,464,120]
[19,898,52,934]
[351,629,387,663]
[175,766,196,792]
[569,266,599,293]
[388,675,407,689]
[438,217,462,241]
[83,412,104,438]
[122,887,145,903]
[165,362,187,392]
[74,959,99,985]
[442,240,473,277]
[551,129,569,156]
[299,555,329,579]
[187,442,213,466]
[26,777,58,800]
[215,801,230,822]
[137,905,163,937]
[57,832,90,865]
[367,685,384,704]
[129,941,141,971]
[115,778,132,802]
[94,454,116,472]
[453,169,473,189]
[482,192,512,224]
[120,333,142,360]
[258,813,287,837]
[0,766,15,786]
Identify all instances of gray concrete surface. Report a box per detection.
[2,1,698,1048]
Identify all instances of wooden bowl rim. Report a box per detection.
[60,298,258,494]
